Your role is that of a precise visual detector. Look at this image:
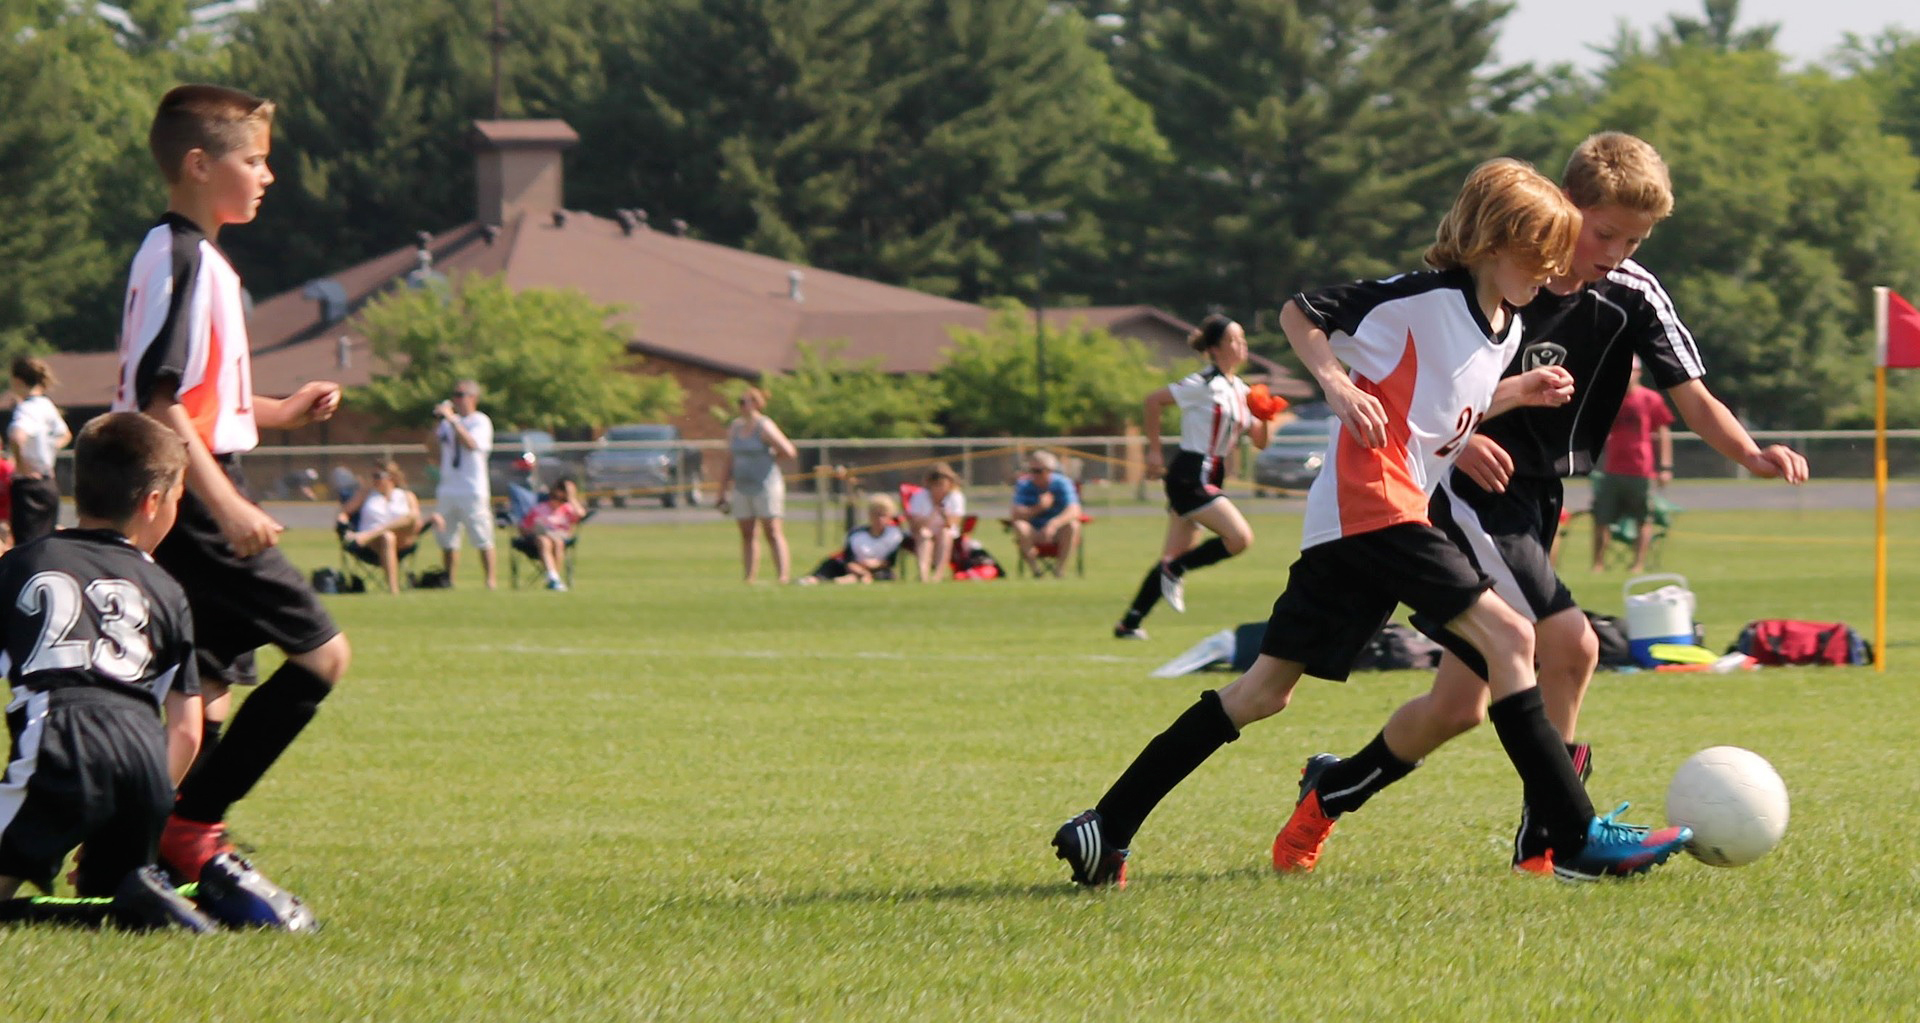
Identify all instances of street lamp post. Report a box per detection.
[1011,210,1066,431]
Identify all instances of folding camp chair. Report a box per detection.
[896,482,979,581]
[505,481,594,588]
[336,515,421,592]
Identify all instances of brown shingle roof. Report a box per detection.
[45,210,1311,407]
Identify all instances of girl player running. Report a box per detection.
[1114,315,1284,638]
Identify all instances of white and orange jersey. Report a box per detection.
[113,213,258,456]
[1292,269,1523,549]
[1165,366,1252,478]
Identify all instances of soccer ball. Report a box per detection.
[1665,746,1789,867]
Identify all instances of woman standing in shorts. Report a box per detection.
[719,387,798,583]
[1114,315,1277,638]
[8,356,72,544]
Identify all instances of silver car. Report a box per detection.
[1252,406,1333,493]
[584,424,701,508]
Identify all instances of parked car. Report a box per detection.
[584,423,702,508]
[488,429,569,498]
[1252,403,1334,493]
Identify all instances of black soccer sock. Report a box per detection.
[1094,690,1240,847]
[1313,732,1419,817]
[1168,537,1233,577]
[1120,561,1169,627]
[1515,743,1593,862]
[183,717,225,790]
[1488,687,1593,857]
[173,661,333,824]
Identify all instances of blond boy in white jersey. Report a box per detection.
[1055,159,1691,888]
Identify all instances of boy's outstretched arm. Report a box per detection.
[164,690,204,788]
[1488,366,1575,418]
[1666,379,1808,482]
[1279,300,1388,448]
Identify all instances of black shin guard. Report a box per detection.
[173,661,333,824]
[1488,688,1593,856]
[1095,691,1240,847]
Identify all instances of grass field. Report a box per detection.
[7,500,1919,1022]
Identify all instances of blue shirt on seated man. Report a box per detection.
[1009,449,1084,577]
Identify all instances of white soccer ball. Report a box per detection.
[1665,746,1789,867]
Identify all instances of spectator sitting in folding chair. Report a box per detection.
[904,463,968,583]
[1007,449,1085,578]
[516,477,587,591]
[335,460,423,594]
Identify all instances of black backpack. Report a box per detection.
[1586,612,1637,669]
[1351,622,1444,672]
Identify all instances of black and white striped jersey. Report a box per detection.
[0,529,199,711]
[1481,258,1704,479]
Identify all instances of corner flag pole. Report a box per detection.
[1874,286,1889,673]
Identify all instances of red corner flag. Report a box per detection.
[1882,288,1920,369]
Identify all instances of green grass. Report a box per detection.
[7,502,1919,1021]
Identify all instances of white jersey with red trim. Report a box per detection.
[112,213,259,456]
[1291,268,1523,549]
[1165,366,1251,481]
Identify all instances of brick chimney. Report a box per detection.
[469,119,580,227]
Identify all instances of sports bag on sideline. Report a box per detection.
[1586,612,1638,669]
[1351,623,1443,672]
[1729,619,1874,666]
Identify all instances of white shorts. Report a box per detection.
[729,477,785,520]
[435,491,495,550]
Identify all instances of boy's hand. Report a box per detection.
[1452,434,1514,493]
[285,381,342,427]
[1325,379,1390,448]
[1144,450,1165,480]
[214,499,285,558]
[1743,444,1808,484]
[1515,365,1575,407]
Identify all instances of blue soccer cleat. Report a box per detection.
[194,853,321,932]
[1554,802,1691,882]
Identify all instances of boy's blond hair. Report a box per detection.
[1562,132,1673,219]
[149,84,276,184]
[1425,158,1580,281]
[867,493,897,517]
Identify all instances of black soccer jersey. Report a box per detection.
[0,529,199,710]
[1480,259,1703,479]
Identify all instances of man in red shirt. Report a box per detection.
[1591,357,1674,571]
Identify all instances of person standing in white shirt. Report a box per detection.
[8,356,72,543]
[428,379,495,589]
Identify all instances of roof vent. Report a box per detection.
[552,210,569,228]
[788,269,804,302]
[415,230,433,251]
[616,209,638,236]
[670,218,688,237]
[301,278,349,324]
[336,334,353,369]
[630,208,650,230]
[405,247,444,291]
[481,224,501,246]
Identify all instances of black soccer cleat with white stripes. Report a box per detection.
[194,852,320,933]
[1053,809,1129,889]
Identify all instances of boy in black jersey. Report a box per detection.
[0,413,211,929]
[1274,133,1809,875]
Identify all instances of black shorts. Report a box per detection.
[1431,472,1576,623]
[1164,451,1226,517]
[0,688,171,895]
[9,476,60,544]
[1260,523,1492,681]
[155,458,339,673]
